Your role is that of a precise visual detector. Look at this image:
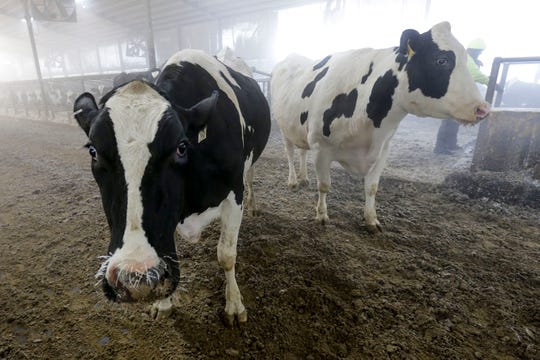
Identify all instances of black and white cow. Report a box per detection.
[217,47,253,77]
[73,49,271,324]
[271,22,490,233]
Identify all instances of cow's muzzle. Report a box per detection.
[99,259,177,302]
[455,102,490,124]
[475,103,490,120]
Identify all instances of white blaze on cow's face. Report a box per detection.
[400,21,490,123]
[103,81,169,298]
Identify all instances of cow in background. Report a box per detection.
[112,68,161,87]
[74,49,270,324]
[271,22,489,233]
[217,47,253,77]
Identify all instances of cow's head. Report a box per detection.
[397,21,490,123]
[73,80,217,302]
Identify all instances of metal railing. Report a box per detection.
[0,74,116,123]
[0,70,273,123]
[486,56,540,107]
[253,68,271,106]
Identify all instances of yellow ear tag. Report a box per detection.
[407,42,415,58]
[198,125,207,144]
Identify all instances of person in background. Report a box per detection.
[434,38,489,154]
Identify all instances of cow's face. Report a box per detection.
[73,81,217,303]
[398,21,489,123]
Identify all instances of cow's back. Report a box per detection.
[157,49,270,164]
[271,50,384,148]
[271,54,312,119]
[224,65,271,163]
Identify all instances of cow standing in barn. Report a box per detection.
[217,47,254,77]
[73,49,271,324]
[271,22,490,233]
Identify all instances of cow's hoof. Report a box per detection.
[366,223,383,234]
[298,179,310,187]
[316,214,329,225]
[224,310,248,327]
[150,300,173,320]
[288,182,298,191]
[246,208,257,217]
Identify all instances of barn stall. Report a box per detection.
[1,1,539,359]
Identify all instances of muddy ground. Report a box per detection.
[0,114,538,359]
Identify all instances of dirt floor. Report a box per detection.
[0,114,539,360]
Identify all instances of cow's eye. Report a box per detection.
[176,141,188,157]
[88,145,97,160]
[436,58,448,66]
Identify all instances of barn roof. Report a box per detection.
[0,0,322,49]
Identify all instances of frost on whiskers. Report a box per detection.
[94,254,168,288]
[94,254,112,286]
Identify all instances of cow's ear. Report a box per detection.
[176,90,219,132]
[73,93,99,137]
[399,29,420,57]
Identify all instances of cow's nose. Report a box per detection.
[475,103,490,119]
[107,263,165,302]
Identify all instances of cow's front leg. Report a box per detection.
[363,141,391,233]
[314,150,332,224]
[150,296,173,320]
[298,149,309,187]
[218,192,247,326]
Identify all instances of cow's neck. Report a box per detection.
[178,151,232,221]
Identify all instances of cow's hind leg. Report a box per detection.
[245,165,256,216]
[363,141,391,233]
[298,149,309,187]
[314,150,332,224]
[218,192,247,326]
[283,136,299,190]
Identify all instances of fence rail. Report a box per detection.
[0,74,117,123]
[486,56,540,107]
[0,71,272,124]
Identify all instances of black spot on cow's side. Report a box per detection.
[366,70,398,128]
[300,111,308,125]
[406,30,456,99]
[313,55,331,71]
[361,62,374,84]
[322,89,358,136]
[302,67,329,98]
